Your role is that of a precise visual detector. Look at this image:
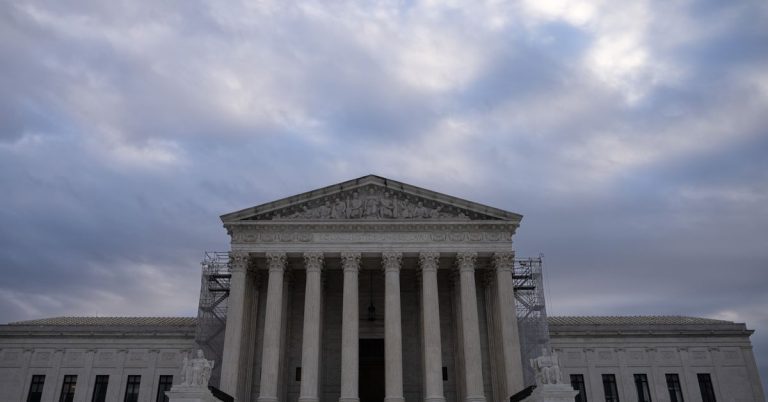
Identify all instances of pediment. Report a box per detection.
[221,175,522,222]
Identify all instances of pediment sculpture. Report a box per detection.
[249,185,497,221]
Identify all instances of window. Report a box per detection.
[697,373,716,402]
[124,375,141,402]
[156,375,173,402]
[91,375,109,402]
[59,375,77,402]
[602,374,620,402]
[26,375,45,402]
[634,374,652,402]
[570,374,587,402]
[666,373,685,402]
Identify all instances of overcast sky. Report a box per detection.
[1,0,767,392]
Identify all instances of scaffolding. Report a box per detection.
[195,251,231,388]
[513,255,550,387]
[194,251,550,388]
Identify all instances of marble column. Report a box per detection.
[221,251,250,397]
[299,252,324,402]
[491,252,525,397]
[382,251,405,402]
[257,252,288,402]
[456,252,486,402]
[419,252,446,402]
[340,252,362,402]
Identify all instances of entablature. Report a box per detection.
[226,221,517,254]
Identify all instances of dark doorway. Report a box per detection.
[359,339,385,402]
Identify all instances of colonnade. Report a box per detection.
[220,251,523,402]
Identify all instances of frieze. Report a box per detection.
[231,229,513,244]
[246,185,498,221]
[161,351,177,361]
[2,350,20,362]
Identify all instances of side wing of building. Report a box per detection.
[550,316,766,402]
[0,317,196,402]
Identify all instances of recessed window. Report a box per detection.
[26,375,45,402]
[442,367,448,381]
[124,375,141,402]
[666,373,685,402]
[156,375,173,402]
[602,374,620,402]
[634,374,652,402]
[697,373,716,402]
[59,375,77,402]
[570,374,587,402]
[91,375,109,402]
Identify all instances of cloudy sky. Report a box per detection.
[1,0,767,391]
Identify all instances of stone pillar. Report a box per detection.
[257,252,288,402]
[420,252,446,402]
[221,251,250,397]
[491,252,525,397]
[456,252,486,402]
[299,252,325,402]
[382,251,405,402]
[340,252,362,402]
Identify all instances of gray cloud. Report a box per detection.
[1,0,767,391]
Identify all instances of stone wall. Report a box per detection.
[0,322,195,402]
[551,320,765,402]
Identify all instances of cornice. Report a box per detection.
[225,220,518,231]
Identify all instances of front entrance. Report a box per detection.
[359,339,385,402]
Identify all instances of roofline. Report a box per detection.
[220,174,523,223]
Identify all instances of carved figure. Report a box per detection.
[332,198,346,219]
[364,187,379,218]
[379,191,395,218]
[318,200,332,219]
[530,348,563,385]
[413,201,429,219]
[348,192,363,218]
[395,197,411,218]
[180,349,215,387]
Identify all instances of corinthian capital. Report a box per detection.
[418,251,440,272]
[303,252,324,273]
[229,251,250,272]
[381,251,402,272]
[266,252,287,272]
[455,252,477,272]
[492,251,515,272]
[341,252,362,273]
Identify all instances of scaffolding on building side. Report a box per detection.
[195,251,231,388]
[513,254,550,387]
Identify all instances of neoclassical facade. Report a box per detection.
[0,175,765,402]
[217,175,528,402]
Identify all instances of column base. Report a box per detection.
[339,398,360,402]
[464,395,486,402]
[257,397,279,402]
[298,398,319,402]
[384,397,405,402]
[425,396,446,402]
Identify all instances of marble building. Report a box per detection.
[0,175,764,402]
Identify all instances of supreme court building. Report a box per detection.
[216,175,529,402]
[0,175,764,402]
